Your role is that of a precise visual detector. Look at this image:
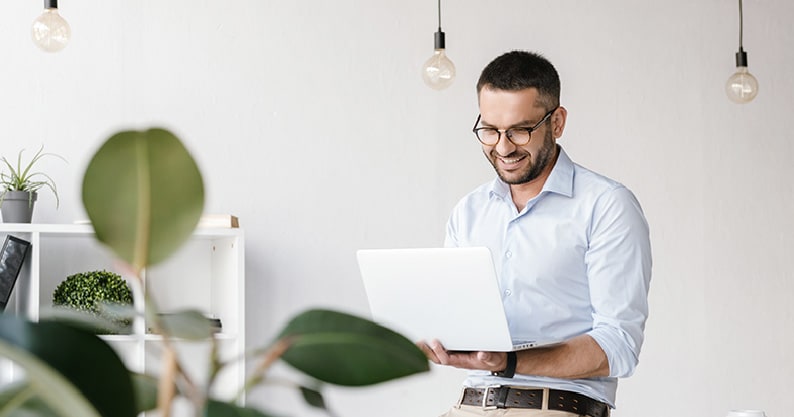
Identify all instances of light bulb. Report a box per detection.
[725,48,758,104]
[422,31,456,90]
[726,66,758,104]
[422,49,456,91]
[32,6,71,52]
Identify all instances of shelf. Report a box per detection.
[0,223,246,411]
[99,333,239,343]
[0,223,95,235]
[0,222,243,238]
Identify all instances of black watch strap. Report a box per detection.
[491,351,517,378]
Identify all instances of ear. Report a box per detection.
[551,106,568,139]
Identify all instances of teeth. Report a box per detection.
[500,156,524,164]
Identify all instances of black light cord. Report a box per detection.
[433,0,446,49]
[734,0,748,66]
[437,0,442,31]
[738,0,744,49]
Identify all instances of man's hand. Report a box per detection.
[418,335,611,379]
[417,339,506,372]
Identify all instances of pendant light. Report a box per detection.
[725,0,758,104]
[421,0,456,90]
[31,0,71,53]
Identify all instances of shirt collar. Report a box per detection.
[489,145,574,200]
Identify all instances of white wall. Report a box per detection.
[2,1,793,416]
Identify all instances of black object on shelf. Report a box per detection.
[0,235,32,311]
[208,317,222,334]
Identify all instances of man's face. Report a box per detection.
[477,87,559,185]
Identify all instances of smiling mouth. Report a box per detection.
[497,154,527,169]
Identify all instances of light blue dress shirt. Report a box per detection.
[444,147,652,408]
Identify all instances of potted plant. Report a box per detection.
[52,270,135,334]
[0,128,428,417]
[0,145,66,223]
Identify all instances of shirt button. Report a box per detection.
[504,289,512,296]
[505,251,512,259]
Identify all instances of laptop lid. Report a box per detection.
[357,247,559,352]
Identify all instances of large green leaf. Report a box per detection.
[276,309,429,386]
[0,315,137,417]
[82,128,204,271]
[203,400,276,417]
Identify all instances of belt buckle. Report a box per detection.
[482,385,501,410]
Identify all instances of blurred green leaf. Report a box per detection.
[39,306,130,335]
[277,309,429,386]
[157,310,213,340]
[203,400,277,417]
[0,315,137,417]
[130,373,158,413]
[0,340,100,417]
[299,386,326,410]
[82,128,204,271]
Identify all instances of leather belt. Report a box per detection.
[459,386,609,417]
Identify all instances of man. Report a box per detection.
[419,51,652,417]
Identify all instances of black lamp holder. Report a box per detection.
[45,0,58,9]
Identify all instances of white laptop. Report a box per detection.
[356,247,562,352]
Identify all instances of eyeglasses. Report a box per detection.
[472,107,558,146]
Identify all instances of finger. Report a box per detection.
[476,351,505,369]
[416,340,441,364]
[476,351,493,363]
[428,339,451,365]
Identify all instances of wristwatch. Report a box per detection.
[491,351,517,378]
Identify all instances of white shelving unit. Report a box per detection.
[0,223,246,413]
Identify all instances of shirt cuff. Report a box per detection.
[588,325,642,378]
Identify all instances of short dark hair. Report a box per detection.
[476,51,561,110]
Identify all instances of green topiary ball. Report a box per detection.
[52,270,134,333]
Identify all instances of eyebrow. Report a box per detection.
[479,118,537,129]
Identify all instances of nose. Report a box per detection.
[492,131,517,156]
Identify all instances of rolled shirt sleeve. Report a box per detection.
[585,186,652,378]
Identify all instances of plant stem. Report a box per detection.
[137,272,205,416]
[156,348,177,417]
[205,336,222,391]
[234,337,292,401]
[0,384,36,417]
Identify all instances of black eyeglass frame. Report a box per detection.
[472,106,558,146]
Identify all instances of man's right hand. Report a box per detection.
[416,339,507,373]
